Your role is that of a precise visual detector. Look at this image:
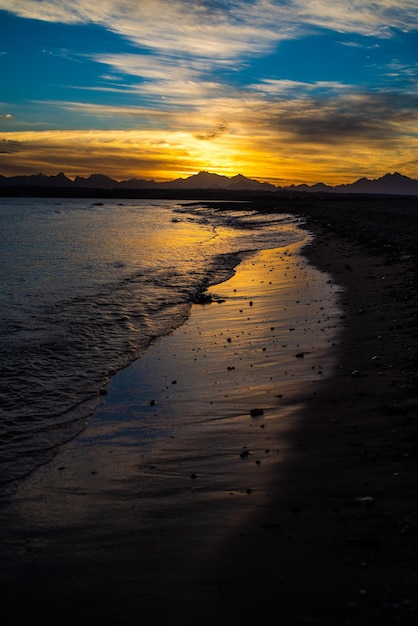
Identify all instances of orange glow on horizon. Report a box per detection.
[1,128,418,187]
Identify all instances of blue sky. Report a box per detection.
[1,1,418,184]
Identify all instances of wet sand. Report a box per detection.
[1,197,418,625]
[197,203,418,625]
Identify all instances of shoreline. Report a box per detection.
[193,212,418,624]
[2,200,418,625]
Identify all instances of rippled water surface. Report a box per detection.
[0,197,302,484]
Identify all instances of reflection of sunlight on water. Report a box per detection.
[0,197,308,487]
[64,242,339,486]
[11,237,343,568]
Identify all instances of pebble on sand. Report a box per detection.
[351,370,367,378]
[355,496,376,508]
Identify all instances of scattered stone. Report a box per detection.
[150,399,156,406]
[295,352,305,358]
[190,473,198,479]
[355,496,376,508]
[193,292,212,304]
[250,408,264,417]
[351,369,367,377]
[240,449,250,458]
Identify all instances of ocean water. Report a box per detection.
[0,197,303,485]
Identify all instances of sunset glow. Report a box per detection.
[1,1,418,185]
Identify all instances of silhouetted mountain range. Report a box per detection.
[1,170,418,195]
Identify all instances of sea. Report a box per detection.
[0,197,305,487]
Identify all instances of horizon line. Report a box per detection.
[0,169,411,188]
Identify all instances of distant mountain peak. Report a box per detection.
[73,173,118,188]
[337,171,418,194]
[382,171,408,180]
[0,170,417,195]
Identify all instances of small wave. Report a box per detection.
[0,198,304,488]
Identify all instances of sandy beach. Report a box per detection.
[1,196,418,625]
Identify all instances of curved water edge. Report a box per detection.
[0,198,306,488]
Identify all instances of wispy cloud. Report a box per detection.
[195,120,229,140]
[238,90,418,145]
[289,0,418,37]
[4,1,418,107]
[337,41,363,48]
[0,129,211,179]
[0,138,21,152]
[3,1,418,44]
[4,1,418,115]
[252,79,350,97]
[89,52,228,106]
[0,1,289,60]
[1,1,418,184]
[3,84,418,181]
[384,59,418,82]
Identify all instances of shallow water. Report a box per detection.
[0,197,302,484]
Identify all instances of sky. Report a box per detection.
[0,1,418,186]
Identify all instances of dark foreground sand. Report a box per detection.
[197,197,418,625]
[1,195,418,625]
